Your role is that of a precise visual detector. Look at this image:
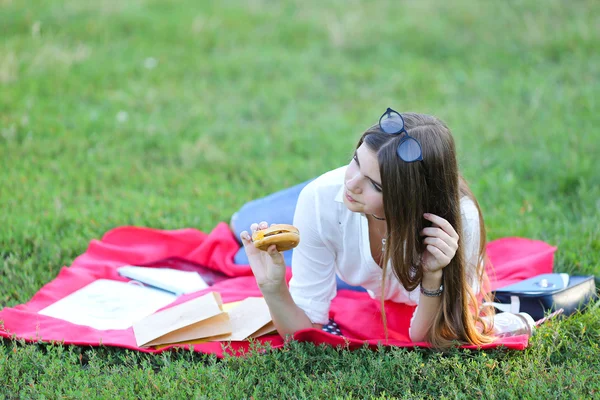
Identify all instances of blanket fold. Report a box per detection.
[0,223,556,357]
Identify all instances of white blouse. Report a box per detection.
[288,166,482,324]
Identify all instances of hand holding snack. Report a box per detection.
[240,222,300,294]
[252,224,300,252]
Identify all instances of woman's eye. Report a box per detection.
[372,182,382,192]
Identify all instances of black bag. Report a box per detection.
[492,273,598,321]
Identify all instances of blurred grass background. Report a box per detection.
[1,0,599,398]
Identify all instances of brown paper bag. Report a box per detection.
[133,292,232,347]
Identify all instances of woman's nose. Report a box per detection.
[346,174,362,193]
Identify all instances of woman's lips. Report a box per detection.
[345,191,357,203]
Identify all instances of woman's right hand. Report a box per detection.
[240,221,288,295]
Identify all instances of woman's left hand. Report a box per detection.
[420,213,460,274]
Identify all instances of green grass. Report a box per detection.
[1,0,599,397]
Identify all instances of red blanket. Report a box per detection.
[0,223,556,357]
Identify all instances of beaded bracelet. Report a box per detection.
[420,284,444,297]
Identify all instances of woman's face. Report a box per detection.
[343,143,385,217]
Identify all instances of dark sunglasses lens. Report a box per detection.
[397,137,422,162]
[380,112,404,134]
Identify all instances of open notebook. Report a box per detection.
[133,293,277,348]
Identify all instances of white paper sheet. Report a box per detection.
[38,279,177,330]
[117,266,209,295]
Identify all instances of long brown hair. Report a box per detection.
[357,112,494,347]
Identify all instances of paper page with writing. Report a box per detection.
[38,279,177,331]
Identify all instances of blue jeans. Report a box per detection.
[230,179,366,292]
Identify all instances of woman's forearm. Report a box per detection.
[408,271,443,342]
[260,283,315,338]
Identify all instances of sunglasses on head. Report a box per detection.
[378,107,423,163]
